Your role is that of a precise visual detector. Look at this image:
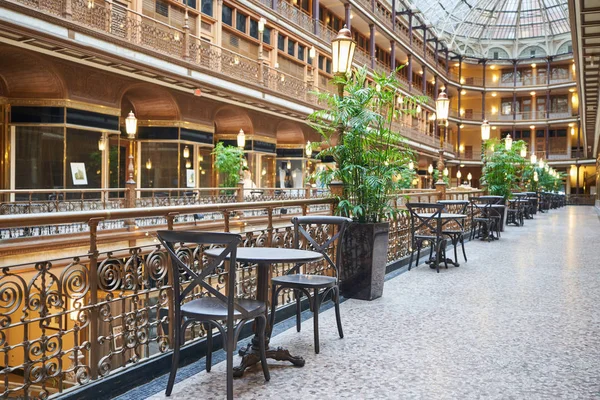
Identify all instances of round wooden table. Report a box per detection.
[204,247,323,377]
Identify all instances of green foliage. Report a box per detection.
[212,142,243,188]
[432,169,449,186]
[309,67,424,223]
[481,138,529,199]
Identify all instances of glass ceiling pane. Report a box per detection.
[410,0,571,56]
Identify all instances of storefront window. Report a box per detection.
[140,142,178,188]
[66,128,102,190]
[180,143,195,190]
[197,148,212,188]
[15,126,64,193]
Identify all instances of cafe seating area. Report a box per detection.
[113,205,600,400]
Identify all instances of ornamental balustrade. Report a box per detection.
[0,190,484,398]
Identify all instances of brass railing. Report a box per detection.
[0,189,485,398]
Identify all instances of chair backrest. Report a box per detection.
[292,216,352,278]
[156,230,245,321]
[405,203,445,238]
[437,200,469,215]
[470,196,503,218]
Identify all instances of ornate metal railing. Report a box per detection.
[0,189,486,397]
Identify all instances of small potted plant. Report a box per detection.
[310,67,423,300]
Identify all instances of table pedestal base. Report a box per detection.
[233,342,305,378]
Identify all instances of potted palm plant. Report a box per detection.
[213,142,243,194]
[309,67,422,300]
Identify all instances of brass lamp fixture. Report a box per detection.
[505,134,513,151]
[237,129,246,148]
[331,25,356,78]
[125,111,137,139]
[435,89,450,183]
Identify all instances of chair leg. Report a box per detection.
[269,284,278,334]
[225,330,233,400]
[415,245,421,268]
[295,289,302,332]
[334,286,343,339]
[312,288,321,354]
[435,241,441,273]
[460,234,467,262]
[257,316,270,381]
[408,247,414,271]
[205,322,212,372]
[452,236,458,264]
[166,325,180,396]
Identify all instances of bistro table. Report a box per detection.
[415,213,467,268]
[204,247,323,377]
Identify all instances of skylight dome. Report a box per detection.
[409,0,571,58]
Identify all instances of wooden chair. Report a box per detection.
[157,230,270,400]
[269,216,351,354]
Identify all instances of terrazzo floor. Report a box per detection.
[132,206,600,399]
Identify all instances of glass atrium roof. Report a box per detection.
[410,0,571,55]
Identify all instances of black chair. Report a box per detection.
[470,197,503,241]
[437,200,469,264]
[507,199,524,226]
[157,230,270,399]
[269,216,351,354]
[406,203,447,273]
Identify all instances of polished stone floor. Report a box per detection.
[134,207,600,400]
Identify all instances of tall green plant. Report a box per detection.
[309,67,424,223]
[481,138,529,199]
[212,142,243,188]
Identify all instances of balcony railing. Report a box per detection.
[0,189,484,398]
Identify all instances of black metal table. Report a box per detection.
[416,213,467,268]
[204,247,323,377]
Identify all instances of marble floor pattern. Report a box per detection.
[136,207,600,400]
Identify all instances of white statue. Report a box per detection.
[278,168,286,189]
[292,168,303,189]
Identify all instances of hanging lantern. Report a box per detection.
[237,129,246,148]
[435,89,450,121]
[305,141,313,157]
[183,145,190,159]
[457,170,462,179]
[481,120,490,141]
[261,167,267,176]
[530,153,537,164]
[538,159,544,169]
[125,111,137,139]
[198,154,204,162]
[533,171,539,182]
[467,172,472,181]
[287,160,291,169]
[416,104,422,114]
[520,147,527,158]
[331,25,356,76]
[185,160,191,169]
[505,134,513,150]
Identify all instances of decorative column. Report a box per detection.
[390,41,396,71]
[422,66,427,94]
[369,24,375,70]
[344,3,351,30]
[391,0,396,31]
[408,12,413,46]
[314,0,321,35]
[482,92,486,120]
[408,54,413,91]
[545,125,550,158]
[457,122,461,154]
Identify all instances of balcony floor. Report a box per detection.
[126,207,600,400]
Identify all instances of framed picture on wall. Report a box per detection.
[112,325,123,350]
[70,163,88,185]
[186,169,196,188]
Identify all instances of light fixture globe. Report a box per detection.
[481,120,490,141]
[331,25,356,76]
[408,160,414,170]
[436,90,450,121]
[457,170,462,179]
[467,172,472,181]
[237,129,246,148]
[505,134,513,150]
[258,17,266,33]
[520,147,527,158]
[125,111,137,139]
[183,145,190,159]
[538,159,544,169]
[443,167,448,176]
[530,153,537,165]
[427,164,434,174]
[305,141,313,157]
[533,171,539,182]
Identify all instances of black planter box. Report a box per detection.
[340,221,390,301]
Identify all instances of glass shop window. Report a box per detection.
[14,126,64,193]
[65,128,102,190]
[140,142,179,188]
[222,4,233,26]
